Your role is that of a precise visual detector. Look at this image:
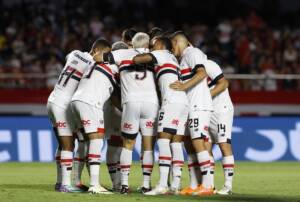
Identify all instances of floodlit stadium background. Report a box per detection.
[0,0,300,162]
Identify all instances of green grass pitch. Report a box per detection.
[0,162,300,202]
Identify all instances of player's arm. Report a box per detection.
[170,66,207,91]
[210,76,229,98]
[132,53,154,64]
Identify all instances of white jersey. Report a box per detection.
[179,47,213,111]
[71,63,119,108]
[48,50,94,108]
[151,50,189,106]
[205,60,234,111]
[109,48,159,105]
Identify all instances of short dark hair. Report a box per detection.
[122,28,138,42]
[91,38,111,50]
[156,36,173,52]
[170,30,190,41]
[148,27,163,39]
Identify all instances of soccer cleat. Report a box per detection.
[120,185,130,194]
[88,185,114,194]
[58,185,84,193]
[194,185,214,196]
[179,186,197,196]
[55,183,62,191]
[217,186,233,195]
[137,186,152,194]
[75,183,89,192]
[144,185,169,196]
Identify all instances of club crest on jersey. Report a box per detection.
[171,119,179,126]
[55,121,66,128]
[146,121,154,128]
[123,123,132,130]
[81,120,91,126]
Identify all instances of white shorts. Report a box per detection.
[188,110,212,140]
[157,103,188,135]
[47,102,75,136]
[104,100,121,141]
[121,101,159,139]
[71,101,104,134]
[209,109,234,144]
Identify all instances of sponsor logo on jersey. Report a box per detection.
[74,53,92,65]
[146,121,154,128]
[55,121,66,128]
[81,120,91,126]
[171,119,179,126]
[123,123,132,130]
[71,60,78,65]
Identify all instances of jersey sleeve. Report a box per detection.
[187,48,208,72]
[206,60,224,87]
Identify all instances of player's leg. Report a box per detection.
[180,135,202,195]
[189,110,214,195]
[215,111,234,195]
[106,135,122,191]
[72,128,89,191]
[119,102,140,194]
[145,104,187,196]
[139,102,159,193]
[71,101,112,194]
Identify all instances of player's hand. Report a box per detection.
[169,81,186,91]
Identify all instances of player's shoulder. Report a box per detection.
[185,47,206,58]
[68,50,93,65]
[206,59,220,68]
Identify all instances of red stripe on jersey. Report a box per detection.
[223,164,234,168]
[181,67,192,74]
[159,156,172,161]
[88,154,101,158]
[74,71,83,77]
[199,160,211,166]
[172,160,184,165]
[98,63,113,75]
[97,128,105,134]
[155,63,177,73]
[60,159,73,163]
[120,60,133,66]
[120,165,131,169]
[142,164,154,168]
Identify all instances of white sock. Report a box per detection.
[210,155,215,188]
[157,138,171,188]
[73,141,87,185]
[120,148,132,186]
[55,148,62,184]
[142,150,154,189]
[196,151,212,188]
[60,150,73,186]
[187,154,199,189]
[88,139,103,186]
[106,145,121,188]
[222,155,234,189]
[170,142,184,190]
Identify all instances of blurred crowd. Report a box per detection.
[0,1,299,90]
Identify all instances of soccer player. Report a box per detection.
[47,40,101,192]
[205,59,235,195]
[170,31,214,196]
[133,37,189,195]
[121,28,138,48]
[70,39,118,194]
[105,41,128,191]
[102,32,159,194]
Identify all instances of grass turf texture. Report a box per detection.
[0,162,299,202]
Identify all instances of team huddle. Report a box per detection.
[46,28,235,196]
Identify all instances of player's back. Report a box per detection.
[112,48,158,104]
[71,62,118,108]
[205,60,233,111]
[151,50,188,105]
[180,47,213,111]
[48,50,94,108]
